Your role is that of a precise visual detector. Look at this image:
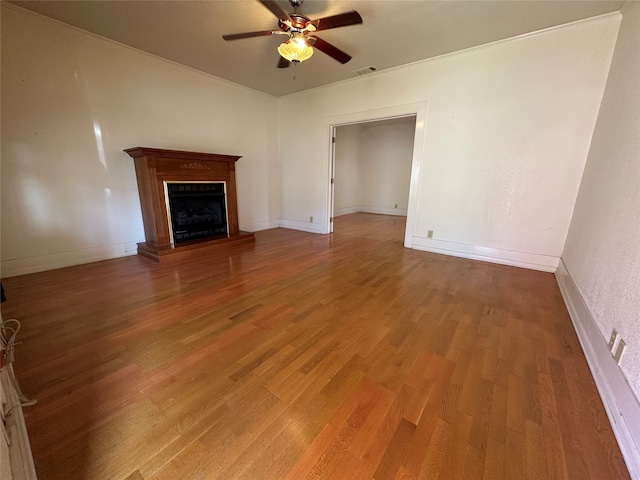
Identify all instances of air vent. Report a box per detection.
[352,65,378,76]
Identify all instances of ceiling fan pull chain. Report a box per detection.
[293,61,297,80]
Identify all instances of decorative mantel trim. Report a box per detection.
[180,162,211,170]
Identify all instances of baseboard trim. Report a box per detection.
[334,206,408,217]
[410,237,559,272]
[278,219,324,234]
[334,206,360,217]
[1,242,139,278]
[239,219,281,232]
[358,206,408,217]
[556,260,640,479]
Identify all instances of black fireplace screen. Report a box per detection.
[166,183,227,243]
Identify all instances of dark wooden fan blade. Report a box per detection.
[277,56,290,68]
[222,30,280,41]
[309,36,352,64]
[310,11,362,31]
[260,0,291,22]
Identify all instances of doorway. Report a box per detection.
[325,102,426,248]
[331,116,416,237]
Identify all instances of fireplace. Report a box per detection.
[125,147,254,262]
[166,182,228,243]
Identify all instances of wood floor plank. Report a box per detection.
[373,418,417,480]
[0,213,630,479]
[416,416,451,479]
[443,411,474,480]
[283,423,339,480]
[360,387,410,477]
[482,437,505,480]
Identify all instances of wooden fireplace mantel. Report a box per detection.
[125,147,254,262]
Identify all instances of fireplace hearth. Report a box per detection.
[125,147,254,262]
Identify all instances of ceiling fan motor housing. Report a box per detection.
[279,13,314,33]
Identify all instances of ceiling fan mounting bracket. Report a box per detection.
[289,0,303,8]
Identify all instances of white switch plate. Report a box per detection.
[614,339,626,364]
[608,329,618,351]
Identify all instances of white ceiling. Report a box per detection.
[10,0,625,97]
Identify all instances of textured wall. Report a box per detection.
[562,2,640,401]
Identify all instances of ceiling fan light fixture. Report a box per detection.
[278,35,313,63]
[222,0,362,68]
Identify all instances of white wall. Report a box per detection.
[0,5,280,277]
[333,125,361,216]
[562,2,640,403]
[278,14,620,272]
[359,119,414,216]
[334,118,415,217]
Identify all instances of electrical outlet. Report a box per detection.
[614,339,626,364]
[608,329,618,351]
[310,216,313,223]
[427,230,433,239]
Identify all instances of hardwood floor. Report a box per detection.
[1,213,629,479]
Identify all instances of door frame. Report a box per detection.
[329,125,337,233]
[324,102,427,248]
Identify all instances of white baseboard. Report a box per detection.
[239,219,280,232]
[358,205,408,217]
[1,241,139,278]
[410,237,559,272]
[334,206,408,217]
[278,218,324,234]
[556,260,640,480]
[334,206,360,217]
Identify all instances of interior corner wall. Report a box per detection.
[0,5,280,277]
[561,1,640,404]
[358,120,414,216]
[277,13,620,272]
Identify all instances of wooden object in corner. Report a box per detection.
[125,147,254,262]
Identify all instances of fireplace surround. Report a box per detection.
[125,147,254,262]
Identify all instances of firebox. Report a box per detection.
[165,182,228,244]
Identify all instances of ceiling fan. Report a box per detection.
[222,0,363,68]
